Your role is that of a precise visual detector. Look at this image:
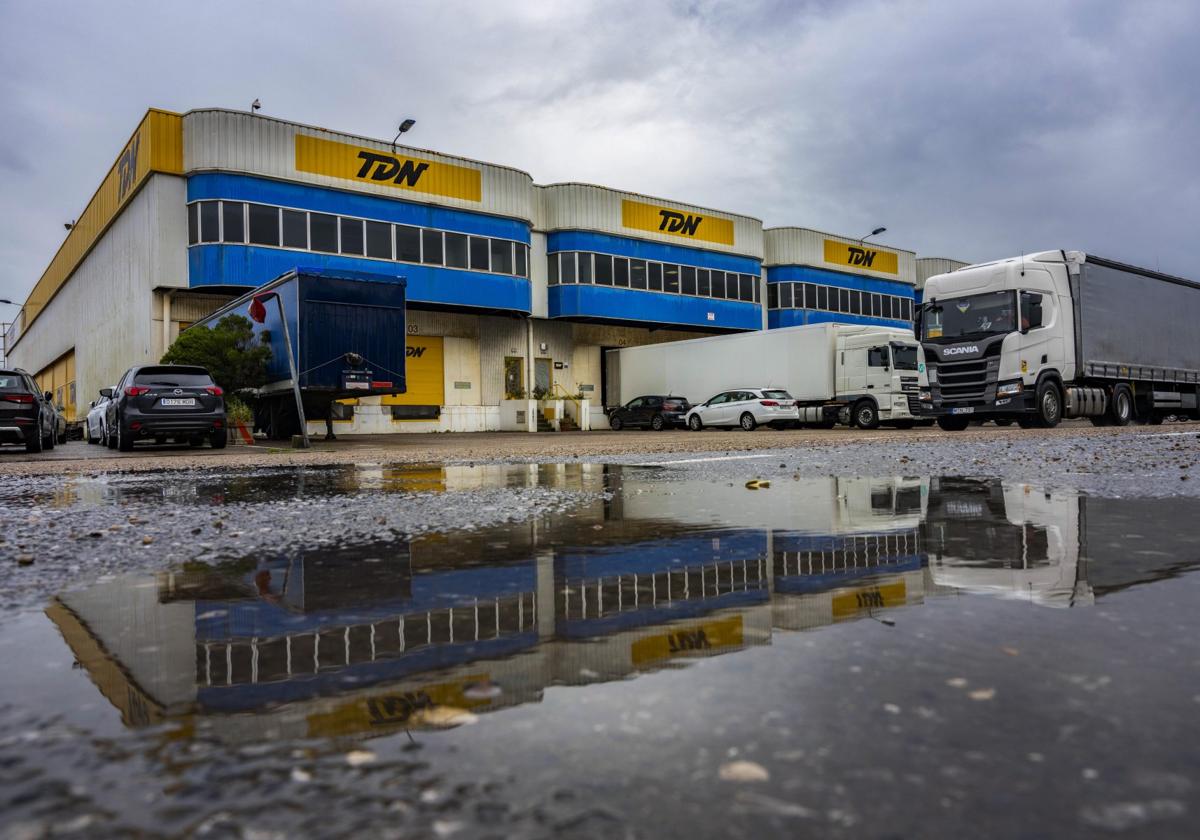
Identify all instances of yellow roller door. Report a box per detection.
[382,336,444,407]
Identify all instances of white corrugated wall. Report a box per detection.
[764,227,917,285]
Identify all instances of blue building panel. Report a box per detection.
[547,231,761,275]
[769,309,912,330]
[189,245,531,314]
[767,264,914,296]
[550,284,761,331]
[188,173,531,242]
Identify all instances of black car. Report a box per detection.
[608,395,692,431]
[104,364,227,451]
[0,368,58,453]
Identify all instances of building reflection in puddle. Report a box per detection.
[44,468,1200,742]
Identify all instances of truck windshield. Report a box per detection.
[890,344,920,370]
[923,291,1016,340]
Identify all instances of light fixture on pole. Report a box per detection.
[392,118,416,152]
[251,98,261,113]
[860,227,886,244]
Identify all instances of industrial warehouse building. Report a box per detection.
[4,108,958,433]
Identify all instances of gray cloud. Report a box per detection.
[1,0,1197,303]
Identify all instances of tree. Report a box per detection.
[161,314,272,393]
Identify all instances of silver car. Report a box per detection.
[85,389,114,445]
[685,388,799,431]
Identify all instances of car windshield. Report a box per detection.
[891,344,920,370]
[923,291,1016,340]
[134,367,213,387]
[762,390,792,400]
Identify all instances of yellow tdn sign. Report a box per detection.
[622,199,735,246]
[823,239,899,275]
[295,135,482,202]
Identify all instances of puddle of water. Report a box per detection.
[3,470,1200,838]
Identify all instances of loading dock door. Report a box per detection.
[602,346,620,408]
[383,336,445,409]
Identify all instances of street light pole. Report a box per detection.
[860,227,887,245]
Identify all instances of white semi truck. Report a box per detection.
[918,250,1200,430]
[608,323,930,429]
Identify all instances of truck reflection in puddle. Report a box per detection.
[44,470,1200,743]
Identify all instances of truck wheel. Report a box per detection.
[852,400,879,430]
[1035,380,1062,428]
[609,416,623,431]
[739,412,757,431]
[936,416,970,432]
[688,415,703,431]
[1110,385,1134,426]
[650,414,665,431]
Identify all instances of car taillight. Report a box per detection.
[125,386,150,397]
[760,400,779,407]
[3,394,34,404]
[206,386,224,396]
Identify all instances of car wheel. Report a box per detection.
[86,426,96,444]
[44,428,55,449]
[650,414,666,431]
[25,428,43,453]
[936,416,971,432]
[609,416,623,431]
[739,412,757,431]
[117,423,134,452]
[852,400,880,430]
[1036,379,1062,428]
[210,431,228,449]
[688,414,703,431]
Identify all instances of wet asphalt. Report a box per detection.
[1,427,1198,838]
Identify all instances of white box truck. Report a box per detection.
[609,323,930,429]
[919,250,1200,430]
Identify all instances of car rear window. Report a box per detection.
[134,367,214,386]
[663,398,687,409]
[0,374,28,391]
[762,390,792,400]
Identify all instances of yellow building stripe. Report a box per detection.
[621,199,735,246]
[630,615,744,666]
[295,135,482,202]
[831,579,907,619]
[823,239,899,275]
[20,110,184,332]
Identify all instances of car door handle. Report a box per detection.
[867,385,874,389]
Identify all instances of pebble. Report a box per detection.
[719,760,770,782]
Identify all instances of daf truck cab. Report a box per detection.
[918,250,1200,430]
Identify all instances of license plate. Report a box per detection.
[951,407,974,415]
[160,398,195,407]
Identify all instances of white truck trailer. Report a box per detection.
[608,323,930,429]
[919,250,1200,430]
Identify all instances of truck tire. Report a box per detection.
[936,416,970,432]
[1035,380,1062,428]
[609,416,623,431]
[688,414,703,431]
[1110,385,1134,426]
[852,400,880,430]
[650,414,665,431]
[739,412,757,431]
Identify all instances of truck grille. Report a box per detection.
[934,358,1000,403]
[900,377,919,393]
[907,394,922,414]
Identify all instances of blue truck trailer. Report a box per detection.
[190,268,407,439]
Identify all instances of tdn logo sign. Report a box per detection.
[406,346,427,358]
[117,133,141,201]
[846,246,877,268]
[658,209,703,236]
[356,151,430,186]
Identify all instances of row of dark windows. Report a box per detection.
[548,251,760,303]
[186,200,530,278]
[768,281,913,321]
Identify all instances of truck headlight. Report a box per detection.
[997,381,1024,397]
[919,389,932,402]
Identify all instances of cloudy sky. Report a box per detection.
[1,0,1198,304]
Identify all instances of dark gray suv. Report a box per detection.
[105,365,227,451]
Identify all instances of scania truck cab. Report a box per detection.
[918,250,1200,430]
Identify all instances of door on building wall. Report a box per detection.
[600,346,619,407]
[504,357,524,398]
[534,358,553,397]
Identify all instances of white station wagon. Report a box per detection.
[685,388,799,431]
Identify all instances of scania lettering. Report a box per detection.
[918,251,1200,430]
[609,322,930,430]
